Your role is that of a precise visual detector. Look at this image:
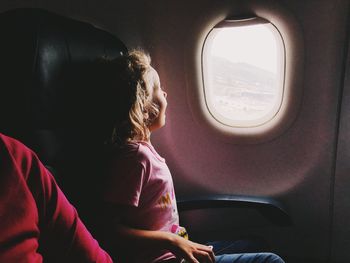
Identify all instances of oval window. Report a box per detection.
[202,17,285,127]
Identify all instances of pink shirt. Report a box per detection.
[104,141,184,262]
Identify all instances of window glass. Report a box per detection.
[202,18,285,127]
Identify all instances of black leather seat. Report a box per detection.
[0,8,127,224]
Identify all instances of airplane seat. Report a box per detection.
[0,7,127,224]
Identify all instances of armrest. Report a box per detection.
[177,195,291,227]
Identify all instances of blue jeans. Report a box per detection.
[163,240,285,263]
[215,253,284,263]
[208,240,285,263]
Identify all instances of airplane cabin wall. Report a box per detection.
[332,13,350,262]
[0,0,349,262]
[138,1,349,262]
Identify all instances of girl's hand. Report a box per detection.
[168,234,215,263]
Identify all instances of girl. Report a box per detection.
[101,50,284,263]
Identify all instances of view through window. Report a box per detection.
[202,19,285,127]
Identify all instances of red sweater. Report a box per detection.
[0,133,113,262]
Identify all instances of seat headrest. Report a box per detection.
[0,8,127,129]
[0,8,127,165]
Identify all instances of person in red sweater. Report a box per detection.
[0,132,113,263]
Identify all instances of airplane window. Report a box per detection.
[202,17,285,128]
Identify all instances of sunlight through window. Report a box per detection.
[202,18,285,127]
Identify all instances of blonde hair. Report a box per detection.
[110,50,159,144]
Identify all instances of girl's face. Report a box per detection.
[148,67,167,132]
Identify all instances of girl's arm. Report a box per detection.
[114,222,215,263]
[102,204,215,263]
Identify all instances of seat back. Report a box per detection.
[0,8,127,220]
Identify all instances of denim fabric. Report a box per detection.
[162,240,285,263]
[206,239,268,255]
[215,253,285,263]
[207,240,285,263]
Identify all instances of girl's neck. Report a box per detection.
[145,131,152,143]
[134,135,151,144]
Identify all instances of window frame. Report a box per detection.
[202,17,286,128]
[184,8,304,144]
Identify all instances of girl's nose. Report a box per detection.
[163,91,167,98]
